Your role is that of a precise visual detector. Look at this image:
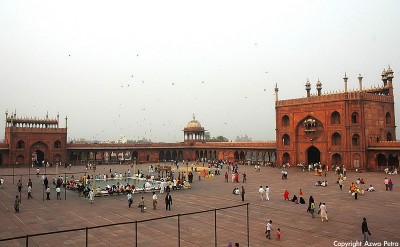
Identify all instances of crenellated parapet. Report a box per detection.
[276,89,394,107]
[5,111,61,128]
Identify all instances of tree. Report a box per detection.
[208,135,229,142]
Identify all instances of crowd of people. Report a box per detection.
[3,159,397,245]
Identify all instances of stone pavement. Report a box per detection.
[0,163,399,247]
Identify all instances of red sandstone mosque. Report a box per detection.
[0,67,398,171]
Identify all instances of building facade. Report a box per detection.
[1,67,399,171]
[275,67,399,170]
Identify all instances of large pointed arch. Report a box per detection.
[295,115,325,133]
[306,146,320,164]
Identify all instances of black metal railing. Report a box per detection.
[0,203,250,247]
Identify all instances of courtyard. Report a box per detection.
[0,163,399,247]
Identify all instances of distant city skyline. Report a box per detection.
[1,1,399,143]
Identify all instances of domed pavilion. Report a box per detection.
[183,115,205,142]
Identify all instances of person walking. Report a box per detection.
[0,177,4,189]
[56,187,61,200]
[309,201,315,218]
[46,186,51,200]
[165,193,172,211]
[265,186,270,201]
[139,197,145,213]
[27,185,33,199]
[44,177,49,189]
[89,189,94,204]
[17,180,23,193]
[241,186,245,201]
[388,179,393,191]
[225,172,228,182]
[384,178,389,191]
[283,190,290,201]
[152,192,158,210]
[14,195,20,213]
[338,178,343,190]
[362,218,371,243]
[127,192,133,208]
[27,179,33,190]
[265,220,272,239]
[242,172,246,183]
[319,203,328,222]
[258,186,265,201]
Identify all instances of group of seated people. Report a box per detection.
[103,184,137,195]
[384,168,398,175]
[367,185,375,192]
[356,178,365,184]
[232,188,240,195]
[290,195,306,204]
[349,182,364,195]
[315,180,328,187]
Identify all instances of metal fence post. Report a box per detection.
[178,214,181,247]
[247,203,249,247]
[26,234,29,247]
[135,221,138,247]
[214,209,217,247]
[64,173,67,200]
[86,227,88,247]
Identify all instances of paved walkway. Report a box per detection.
[0,163,399,246]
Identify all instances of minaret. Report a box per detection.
[305,79,311,97]
[274,83,279,102]
[316,78,322,96]
[57,112,60,128]
[65,116,68,129]
[5,110,8,127]
[386,66,394,96]
[343,73,348,92]
[358,74,363,91]
[381,68,388,86]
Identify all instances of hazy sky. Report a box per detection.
[1,1,400,143]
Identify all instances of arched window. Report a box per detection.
[352,134,360,146]
[331,111,341,125]
[386,112,391,125]
[54,140,61,149]
[331,132,341,146]
[17,140,25,149]
[282,134,290,146]
[282,152,290,164]
[351,112,359,124]
[282,115,290,127]
[387,132,393,141]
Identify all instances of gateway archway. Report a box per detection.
[36,150,45,165]
[307,146,320,164]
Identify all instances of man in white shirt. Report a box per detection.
[265,186,270,201]
[56,187,61,200]
[258,186,265,201]
[152,192,158,210]
[265,220,272,239]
